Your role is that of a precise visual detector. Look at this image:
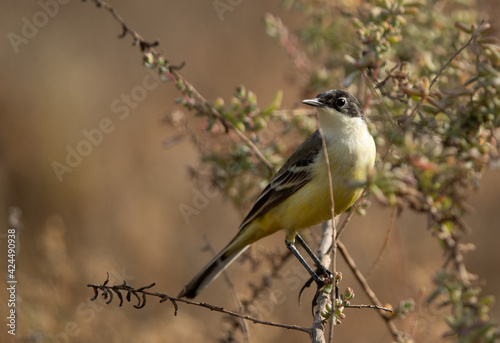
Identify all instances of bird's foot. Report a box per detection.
[298,269,335,316]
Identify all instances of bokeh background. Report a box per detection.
[1,1,499,342]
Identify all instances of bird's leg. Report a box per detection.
[291,234,336,313]
[295,234,333,278]
[285,240,325,287]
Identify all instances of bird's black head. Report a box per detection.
[303,89,365,119]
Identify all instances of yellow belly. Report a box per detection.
[225,138,374,255]
[227,123,376,253]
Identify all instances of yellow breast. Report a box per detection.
[273,124,375,233]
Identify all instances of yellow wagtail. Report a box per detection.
[179,89,376,299]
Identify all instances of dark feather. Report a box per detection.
[238,130,323,230]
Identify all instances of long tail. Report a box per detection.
[178,244,249,299]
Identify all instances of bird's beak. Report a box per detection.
[302,98,326,107]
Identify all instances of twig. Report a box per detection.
[87,275,311,334]
[334,140,396,243]
[83,0,276,174]
[429,20,483,90]
[273,108,316,117]
[337,241,401,341]
[321,220,336,343]
[366,206,396,280]
[310,221,334,343]
[345,304,392,312]
[361,71,398,129]
[83,0,160,51]
[244,250,292,306]
[202,236,250,342]
[179,299,310,333]
[335,198,360,242]
[169,69,276,173]
[317,126,337,343]
[403,21,482,129]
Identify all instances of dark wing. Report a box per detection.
[238,130,322,230]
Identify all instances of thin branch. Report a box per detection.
[337,241,401,341]
[335,198,360,242]
[179,300,310,333]
[321,220,336,343]
[403,22,482,129]
[317,127,337,343]
[345,304,392,312]
[310,221,334,343]
[202,236,250,342]
[361,71,398,129]
[273,108,316,117]
[244,250,293,305]
[317,130,336,244]
[83,0,159,51]
[334,140,397,243]
[169,69,276,173]
[87,276,311,334]
[366,206,396,280]
[83,0,276,174]
[429,20,483,90]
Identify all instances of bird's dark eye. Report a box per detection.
[335,97,347,108]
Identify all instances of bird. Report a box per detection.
[179,89,376,299]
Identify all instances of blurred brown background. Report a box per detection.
[1,1,499,342]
